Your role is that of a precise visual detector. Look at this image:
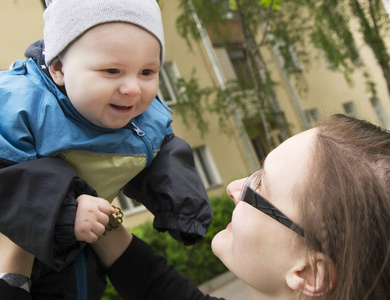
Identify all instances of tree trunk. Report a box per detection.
[350,0,390,98]
[236,0,290,147]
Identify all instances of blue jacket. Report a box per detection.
[0,42,212,299]
[0,58,173,202]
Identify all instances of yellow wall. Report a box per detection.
[0,0,44,70]
[283,19,390,128]
[0,0,255,230]
[2,0,389,230]
[296,42,390,125]
[161,0,255,183]
[124,0,258,228]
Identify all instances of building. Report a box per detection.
[1,0,389,230]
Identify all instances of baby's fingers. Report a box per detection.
[96,210,110,227]
[97,199,115,216]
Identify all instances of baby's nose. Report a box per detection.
[119,77,141,96]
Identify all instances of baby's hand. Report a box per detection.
[74,195,115,243]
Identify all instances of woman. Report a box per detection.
[211,114,390,299]
[95,114,389,300]
[3,114,390,299]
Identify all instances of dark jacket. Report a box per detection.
[107,235,224,300]
[0,235,224,300]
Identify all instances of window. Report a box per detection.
[320,43,362,69]
[251,137,267,163]
[158,62,180,105]
[227,48,254,89]
[383,0,390,18]
[212,0,234,19]
[192,146,222,189]
[213,47,240,82]
[343,101,359,119]
[304,108,321,127]
[117,190,146,215]
[370,98,390,129]
[275,39,302,72]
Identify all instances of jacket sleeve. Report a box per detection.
[0,157,97,271]
[0,280,32,300]
[122,134,213,246]
[107,235,222,300]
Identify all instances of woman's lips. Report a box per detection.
[227,222,232,231]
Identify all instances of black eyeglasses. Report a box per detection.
[239,170,304,237]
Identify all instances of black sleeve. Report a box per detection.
[0,280,32,300]
[107,235,222,300]
[123,134,214,246]
[0,157,97,271]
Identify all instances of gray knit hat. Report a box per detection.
[43,0,165,66]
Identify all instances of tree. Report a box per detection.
[174,0,390,148]
[294,0,390,98]
[234,0,291,147]
[176,0,291,151]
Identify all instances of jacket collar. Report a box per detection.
[24,39,68,97]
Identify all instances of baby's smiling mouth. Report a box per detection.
[110,104,133,111]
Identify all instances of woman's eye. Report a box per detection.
[140,69,152,76]
[252,174,262,193]
[255,179,262,193]
[106,69,120,74]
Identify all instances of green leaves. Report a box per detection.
[259,0,282,9]
[128,194,235,285]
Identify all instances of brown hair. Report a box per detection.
[300,114,390,299]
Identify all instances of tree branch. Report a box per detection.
[258,0,275,47]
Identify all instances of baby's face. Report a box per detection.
[50,22,161,129]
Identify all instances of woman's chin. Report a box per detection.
[211,228,229,258]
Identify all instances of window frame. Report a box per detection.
[275,39,303,73]
[117,190,146,216]
[343,101,360,119]
[192,145,222,190]
[226,46,254,89]
[158,62,181,105]
[370,97,390,129]
[304,108,321,128]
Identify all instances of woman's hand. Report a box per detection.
[0,233,34,277]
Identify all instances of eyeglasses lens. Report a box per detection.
[239,170,262,201]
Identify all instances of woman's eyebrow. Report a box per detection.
[260,159,266,170]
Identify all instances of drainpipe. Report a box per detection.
[188,0,259,171]
[258,12,309,130]
[269,42,310,130]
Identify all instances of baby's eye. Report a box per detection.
[106,69,120,74]
[139,69,153,76]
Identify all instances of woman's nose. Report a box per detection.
[226,178,247,206]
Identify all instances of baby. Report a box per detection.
[0,0,212,298]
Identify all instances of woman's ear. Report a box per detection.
[286,252,336,297]
[48,58,65,86]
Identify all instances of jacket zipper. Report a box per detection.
[75,250,87,300]
[130,122,153,166]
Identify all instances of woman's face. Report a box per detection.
[211,129,316,296]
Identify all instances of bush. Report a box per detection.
[102,193,234,299]
[101,278,122,300]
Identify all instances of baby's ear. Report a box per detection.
[286,252,336,297]
[48,58,65,86]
